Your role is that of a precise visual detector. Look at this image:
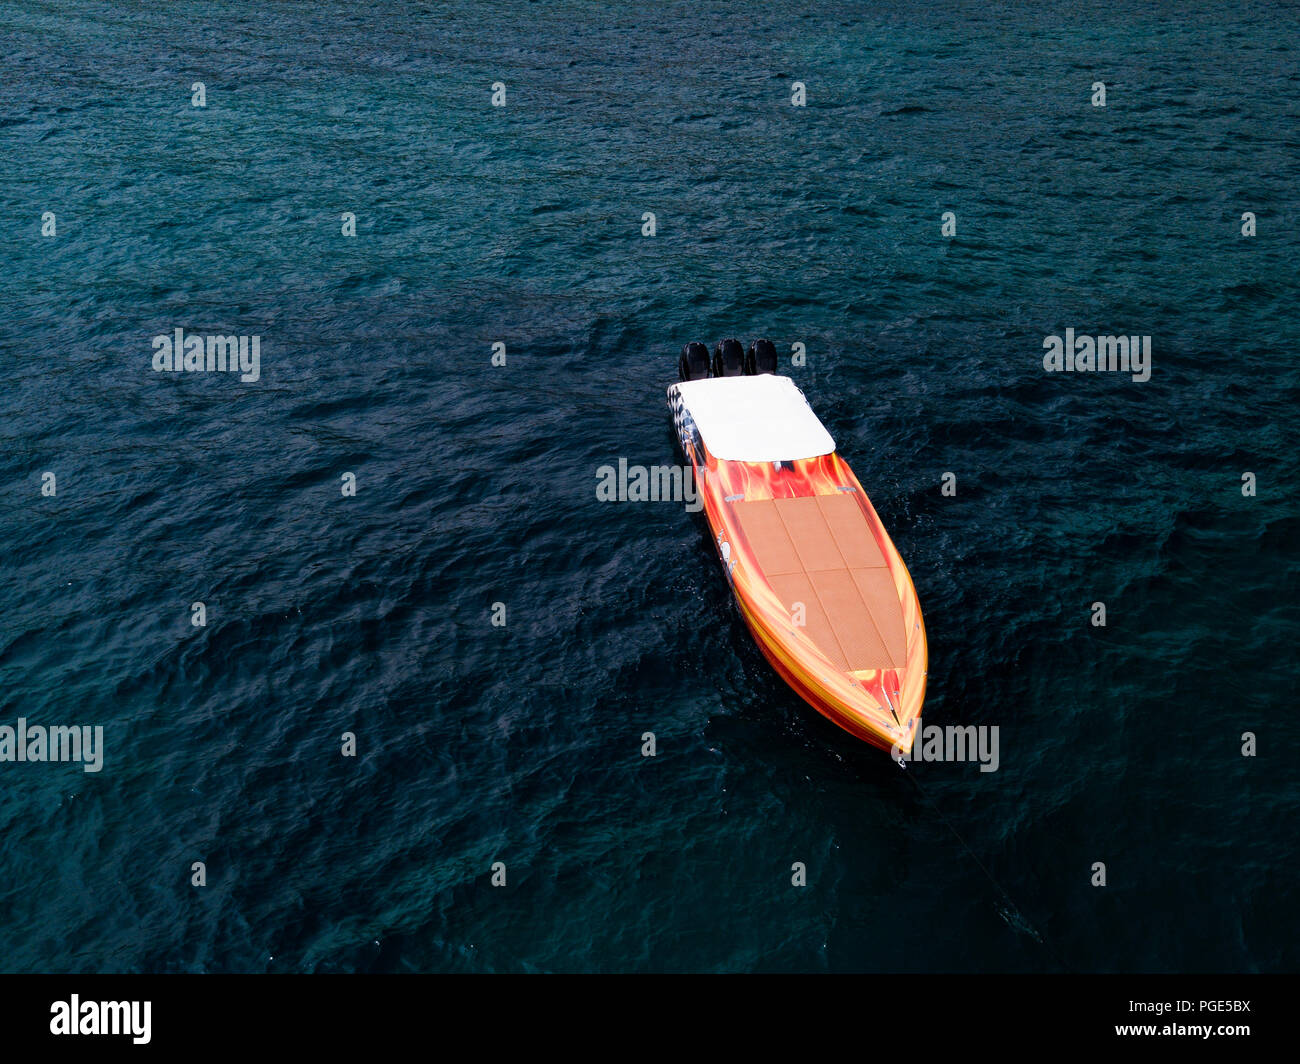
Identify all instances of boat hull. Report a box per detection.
[671,386,927,754]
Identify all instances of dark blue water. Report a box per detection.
[1,1,1297,972]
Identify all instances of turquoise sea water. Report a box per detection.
[1,1,1297,972]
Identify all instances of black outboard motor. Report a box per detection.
[712,338,745,377]
[745,338,778,375]
[678,341,711,381]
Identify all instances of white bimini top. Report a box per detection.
[672,375,836,462]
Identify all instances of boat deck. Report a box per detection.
[729,492,906,671]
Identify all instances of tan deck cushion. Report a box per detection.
[817,494,888,568]
[768,572,849,670]
[773,496,845,572]
[851,568,906,665]
[737,497,803,576]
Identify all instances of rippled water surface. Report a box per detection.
[1,1,1297,972]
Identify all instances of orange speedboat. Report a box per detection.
[669,339,927,754]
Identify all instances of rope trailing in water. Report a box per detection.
[897,757,1074,973]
